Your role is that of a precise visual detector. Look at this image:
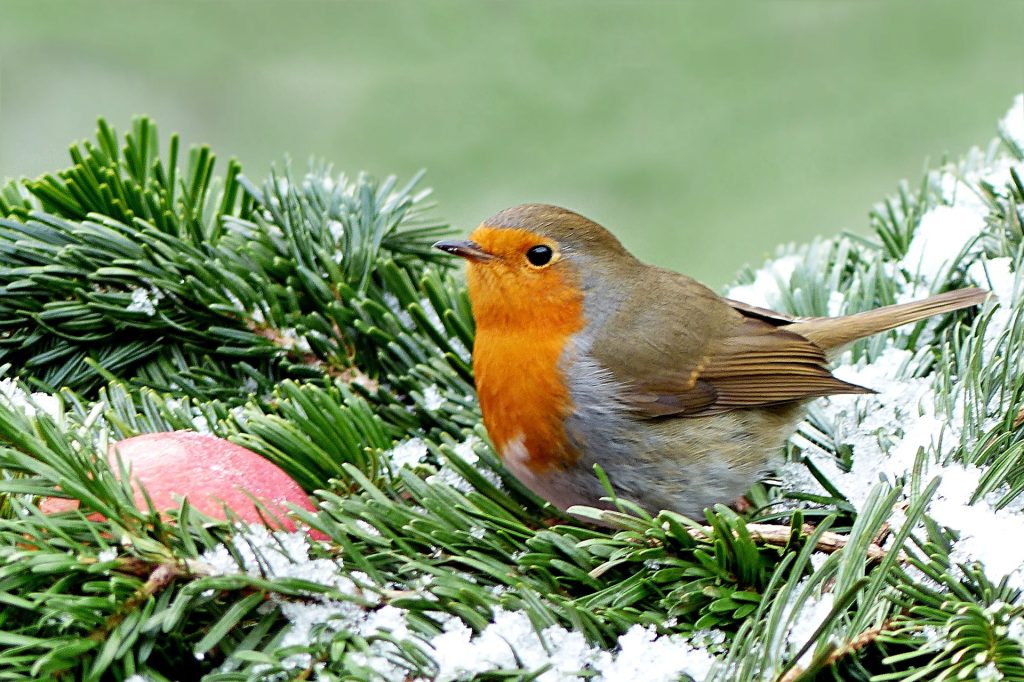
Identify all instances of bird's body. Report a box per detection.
[435,205,986,518]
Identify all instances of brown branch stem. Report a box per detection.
[86,557,214,642]
[89,561,183,641]
[689,523,890,562]
[777,619,894,682]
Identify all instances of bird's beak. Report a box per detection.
[433,239,494,262]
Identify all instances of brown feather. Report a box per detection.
[724,298,800,326]
[785,288,989,351]
[612,284,984,419]
[579,247,985,420]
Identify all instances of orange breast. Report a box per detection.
[464,230,586,472]
[473,326,582,472]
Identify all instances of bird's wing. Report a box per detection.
[589,272,871,418]
[722,297,800,326]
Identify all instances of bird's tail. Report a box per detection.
[786,287,989,351]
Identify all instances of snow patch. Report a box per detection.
[426,435,504,492]
[384,292,415,330]
[727,254,803,310]
[593,624,719,682]
[781,585,836,669]
[929,467,1024,591]
[126,286,164,316]
[900,206,985,284]
[422,384,446,410]
[0,378,61,421]
[387,437,429,470]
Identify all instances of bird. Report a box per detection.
[433,204,987,519]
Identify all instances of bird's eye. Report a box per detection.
[526,245,553,267]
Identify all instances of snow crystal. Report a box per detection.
[428,617,489,679]
[976,662,1003,682]
[278,327,313,354]
[201,526,350,592]
[928,466,1024,592]
[938,169,991,217]
[386,435,501,492]
[327,219,344,241]
[780,585,836,669]
[241,377,260,395]
[780,346,940,510]
[593,624,718,682]
[356,519,382,536]
[202,528,384,673]
[346,605,418,679]
[967,256,1019,358]
[126,286,164,316]
[163,398,214,434]
[428,465,477,494]
[1000,93,1024,148]
[201,532,450,675]
[275,599,365,670]
[0,378,61,421]
[1010,615,1024,645]
[198,531,722,680]
[826,291,845,317]
[978,158,1024,199]
[452,436,481,465]
[900,206,985,284]
[727,254,803,310]
[427,436,504,493]
[225,291,267,325]
[809,552,830,572]
[383,292,415,330]
[387,437,429,470]
[430,609,720,682]
[422,384,445,410]
[190,414,212,434]
[431,608,596,681]
[419,296,471,361]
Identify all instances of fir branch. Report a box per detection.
[0,118,456,401]
[0,101,1020,680]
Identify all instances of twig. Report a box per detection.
[831,620,892,659]
[86,557,214,642]
[689,523,890,563]
[80,555,214,578]
[777,619,894,682]
[89,561,184,641]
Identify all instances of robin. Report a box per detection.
[433,204,986,518]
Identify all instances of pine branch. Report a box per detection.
[0,102,1020,680]
[0,118,457,401]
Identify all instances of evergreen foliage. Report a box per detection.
[0,110,1020,680]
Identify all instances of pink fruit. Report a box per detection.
[41,431,322,536]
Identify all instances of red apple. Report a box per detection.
[41,431,323,537]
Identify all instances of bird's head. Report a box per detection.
[434,204,637,330]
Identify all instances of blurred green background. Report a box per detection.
[1,1,1021,286]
